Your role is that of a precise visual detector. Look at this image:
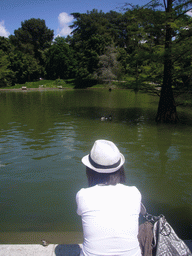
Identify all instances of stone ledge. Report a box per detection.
[0,241,191,256]
[0,244,81,256]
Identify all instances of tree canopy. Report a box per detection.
[45,37,76,79]
[1,3,192,122]
[10,18,54,60]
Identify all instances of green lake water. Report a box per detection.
[0,89,191,243]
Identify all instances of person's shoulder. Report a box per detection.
[76,186,97,198]
[117,184,141,195]
[76,186,100,205]
[76,187,86,197]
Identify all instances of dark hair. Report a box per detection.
[86,166,126,187]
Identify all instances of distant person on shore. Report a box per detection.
[76,139,142,256]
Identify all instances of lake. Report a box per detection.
[0,88,191,243]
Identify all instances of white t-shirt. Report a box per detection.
[76,183,141,256]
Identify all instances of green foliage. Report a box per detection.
[70,9,113,43]
[7,79,75,89]
[171,15,192,89]
[55,78,66,86]
[94,45,123,83]
[9,51,44,84]
[69,10,117,84]
[45,37,76,80]
[1,3,192,98]
[115,8,164,91]
[71,34,107,84]
[0,37,13,53]
[0,19,54,86]
[21,80,54,88]
[9,18,54,61]
[0,50,15,87]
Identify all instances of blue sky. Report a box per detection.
[0,0,150,38]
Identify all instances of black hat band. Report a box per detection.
[89,155,121,170]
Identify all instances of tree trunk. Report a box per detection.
[156,0,179,123]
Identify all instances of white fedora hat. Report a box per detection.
[81,140,125,173]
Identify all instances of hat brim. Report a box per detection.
[81,153,125,173]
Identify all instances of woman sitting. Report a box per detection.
[76,139,142,256]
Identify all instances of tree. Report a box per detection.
[0,37,15,87]
[124,0,192,123]
[70,9,114,43]
[154,0,192,123]
[9,18,54,62]
[71,35,107,87]
[69,10,119,85]
[121,9,160,91]
[172,14,192,89]
[94,45,123,84]
[9,51,43,84]
[45,37,76,79]
[0,37,12,53]
[0,50,15,87]
[115,8,165,91]
[7,18,54,84]
[155,0,179,122]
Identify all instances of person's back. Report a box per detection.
[76,183,141,256]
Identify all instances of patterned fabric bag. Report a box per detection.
[153,215,192,256]
[140,204,192,256]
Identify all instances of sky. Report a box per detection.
[0,0,150,38]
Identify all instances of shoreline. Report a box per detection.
[0,231,83,244]
[0,87,72,92]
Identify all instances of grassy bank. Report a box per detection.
[0,78,116,90]
[1,78,106,90]
[6,79,76,89]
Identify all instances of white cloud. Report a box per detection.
[58,12,74,26]
[56,12,74,37]
[187,10,192,16]
[0,20,10,37]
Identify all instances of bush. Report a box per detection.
[55,79,66,86]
